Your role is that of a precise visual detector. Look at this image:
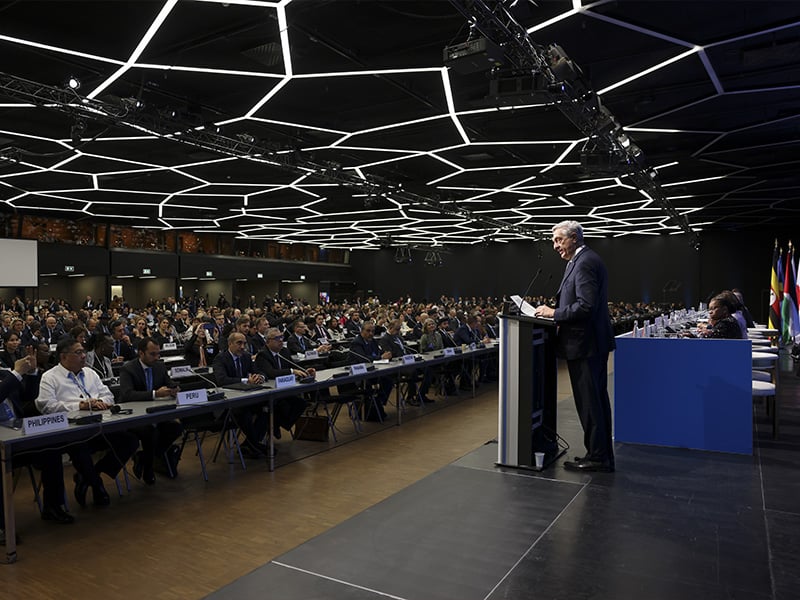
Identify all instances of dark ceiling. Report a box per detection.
[0,0,798,248]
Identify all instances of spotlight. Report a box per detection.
[66,76,81,90]
[394,247,412,264]
[236,133,256,144]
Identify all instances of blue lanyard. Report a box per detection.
[69,371,90,398]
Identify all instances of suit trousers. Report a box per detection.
[566,352,614,465]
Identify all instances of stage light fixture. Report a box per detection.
[236,133,256,144]
[66,76,80,90]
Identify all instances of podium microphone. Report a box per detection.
[521,268,544,300]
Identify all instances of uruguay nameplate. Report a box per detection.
[276,374,297,389]
[23,412,69,435]
[304,349,319,359]
[177,388,207,406]
[170,365,194,379]
[162,342,178,351]
[350,363,368,375]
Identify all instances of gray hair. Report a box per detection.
[552,220,584,244]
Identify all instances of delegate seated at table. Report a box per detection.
[36,337,139,507]
[118,337,183,485]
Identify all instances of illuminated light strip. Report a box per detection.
[133,63,281,78]
[0,34,124,65]
[630,93,717,127]
[350,152,429,170]
[292,67,443,79]
[191,0,281,8]
[704,20,800,49]
[249,117,346,135]
[625,127,719,134]
[441,69,469,145]
[456,103,547,117]
[541,141,580,174]
[276,2,292,77]
[331,114,449,147]
[661,175,729,187]
[703,138,800,156]
[88,0,179,99]
[0,103,36,108]
[564,183,630,196]
[597,47,700,95]
[525,6,582,33]
[585,10,693,47]
[696,49,723,94]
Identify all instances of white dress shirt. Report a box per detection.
[37,364,115,413]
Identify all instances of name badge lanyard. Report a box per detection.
[69,371,91,399]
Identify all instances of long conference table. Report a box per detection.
[0,343,498,563]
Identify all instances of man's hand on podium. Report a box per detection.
[534,306,555,319]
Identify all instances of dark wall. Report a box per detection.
[351,231,775,319]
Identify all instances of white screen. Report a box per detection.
[0,239,38,287]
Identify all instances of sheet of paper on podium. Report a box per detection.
[510,295,537,317]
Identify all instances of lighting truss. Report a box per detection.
[0,71,546,242]
[447,0,698,244]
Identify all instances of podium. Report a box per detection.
[497,313,563,470]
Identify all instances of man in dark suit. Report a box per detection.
[535,220,616,472]
[254,327,310,438]
[286,319,331,355]
[379,319,432,404]
[41,315,64,346]
[119,337,183,484]
[349,321,393,420]
[212,332,269,455]
[109,319,136,363]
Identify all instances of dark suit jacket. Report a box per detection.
[453,324,479,346]
[348,336,383,364]
[286,334,318,355]
[111,338,136,361]
[119,359,174,402]
[41,326,65,346]
[553,246,616,360]
[254,348,294,379]
[378,334,409,358]
[212,350,256,386]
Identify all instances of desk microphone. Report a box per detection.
[275,353,314,382]
[347,349,378,371]
[185,368,226,401]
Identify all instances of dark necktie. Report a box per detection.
[234,356,242,377]
[144,367,153,391]
[275,353,282,369]
[299,336,305,351]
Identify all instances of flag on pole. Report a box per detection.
[769,239,782,331]
[782,242,800,344]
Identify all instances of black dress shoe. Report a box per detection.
[132,451,144,480]
[564,460,614,472]
[142,466,156,486]
[41,505,75,524]
[93,485,111,506]
[73,472,88,508]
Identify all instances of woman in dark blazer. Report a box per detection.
[0,331,23,369]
